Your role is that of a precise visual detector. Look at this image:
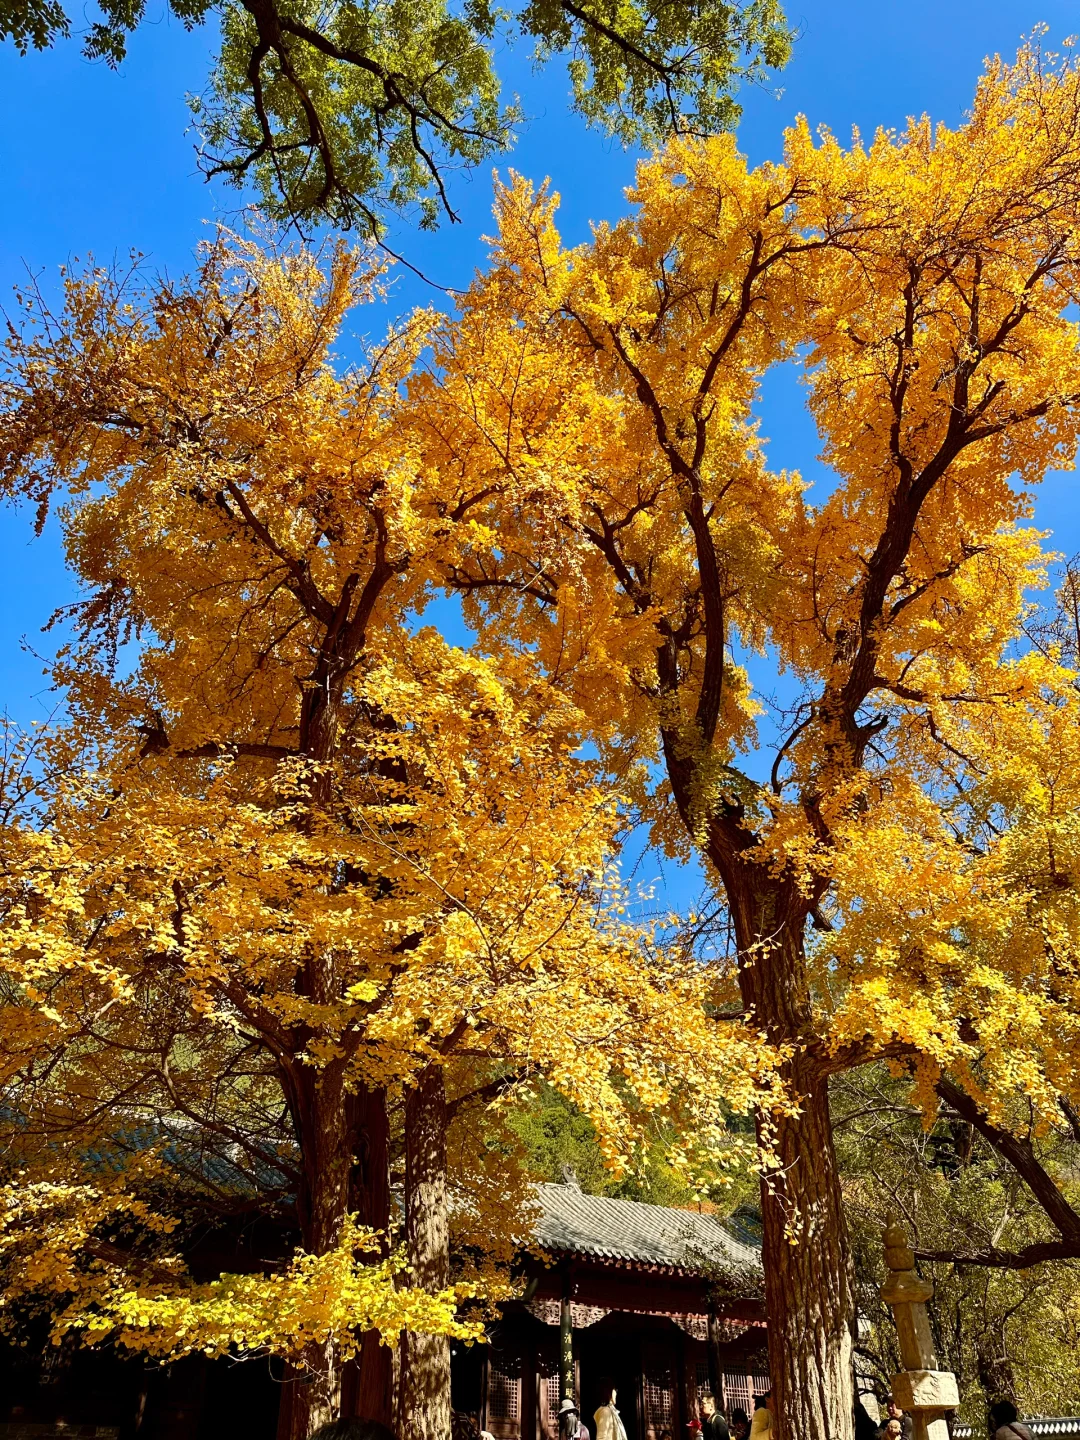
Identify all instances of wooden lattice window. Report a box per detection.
[721,1373,771,1421]
[538,1352,562,1440]
[488,1351,523,1429]
[643,1344,676,1433]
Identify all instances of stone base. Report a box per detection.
[891,1371,960,1411]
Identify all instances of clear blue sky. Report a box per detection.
[2,2,1078,904]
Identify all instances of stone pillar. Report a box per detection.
[879,1219,959,1440]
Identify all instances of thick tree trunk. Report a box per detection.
[346,1331,399,1425]
[759,1060,855,1439]
[275,1341,348,1437]
[402,1065,452,1440]
[727,879,856,1440]
[277,1062,348,1440]
[285,621,397,1434]
[345,1085,396,1425]
[283,1064,391,1440]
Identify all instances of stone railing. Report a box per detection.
[953,1423,1080,1439]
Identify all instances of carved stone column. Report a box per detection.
[879,1219,959,1440]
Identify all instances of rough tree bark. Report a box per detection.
[344,1084,395,1425]
[402,1065,452,1440]
[276,1059,393,1440]
[758,1062,855,1436]
[724,868,856,1440]
[276,1060,353,1439]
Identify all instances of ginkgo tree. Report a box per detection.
[11,38,1080,1440]
[0,235,779,1440]
[398,37,1080,1440]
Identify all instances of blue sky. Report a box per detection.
[2,0,1079,908]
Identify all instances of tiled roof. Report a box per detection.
[532,1182,761,1272]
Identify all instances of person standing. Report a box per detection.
[748,1394,772,1440]
[879,1400,913,1440]
[701,1396,731,1440]
[989,1402,1034,1440]
[594,1384,628,1440]
[558,1399,591,1440]
[729,1409,751,1440]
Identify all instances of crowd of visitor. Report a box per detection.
[311,1387,1038,1440]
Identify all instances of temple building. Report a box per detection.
[451,1181,770,1440]
[0,1182,768,1440]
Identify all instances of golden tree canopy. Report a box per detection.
[413,40,1080,1130]
[0,230,775,1377]
[7,42,1080,1437]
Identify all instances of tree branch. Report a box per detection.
[935,1075,1080,1251]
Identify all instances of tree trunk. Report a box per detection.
[280,1060,355,1440]
[402,1065,452,1440]
[346,1331,399,1426]
[759,1059,855,1440]
[284,1079,395,1435]
[344,1085,396,1426]
[727,878,856,1440]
